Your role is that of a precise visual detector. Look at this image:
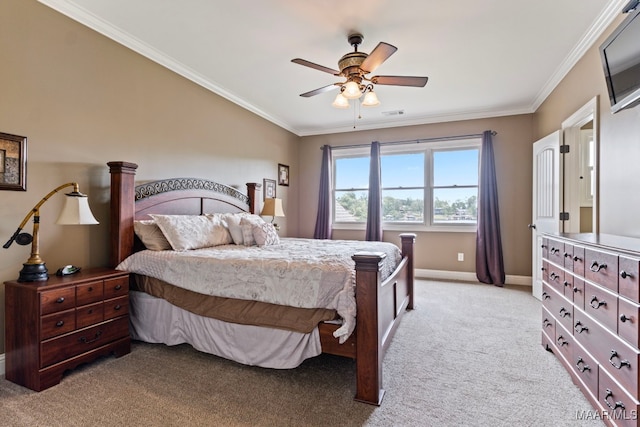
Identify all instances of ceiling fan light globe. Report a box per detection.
[342,81,362,99]
[332,93,350,109]
[362,90,380,107]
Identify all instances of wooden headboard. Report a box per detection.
[108,161,261,267]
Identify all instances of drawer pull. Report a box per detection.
[573,286,581,294]
[543,318,552,328]
[572,255,581,262]
[620,270,633,279]
[542,292,550,300]
[56,297,65,304]
[88,286,93,291]
[574,321,588,334]
[114,304,122,310]
[620,314,631,323]
[79,330,103,345]
[604,388,625,411]
[564,252,571,258]
[589,261,607,273]
[115,285,122,291]
[556,335,569,347]
[55,320,64,327]
[559,307,571,318]
[549,272,559,281]
[563,280,570,288]
[609,350,631,370]
[550,247,560,255]
[575,357,591,373]
[589,296,606,309]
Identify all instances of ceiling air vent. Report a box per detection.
[381,109,405,116]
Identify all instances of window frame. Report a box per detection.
[331,138,481,233]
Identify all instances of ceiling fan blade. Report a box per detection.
[292,58,340,75]
[300,84,338,97]
[360,42,397,73]
[371,75,429,87]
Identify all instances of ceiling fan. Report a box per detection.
[292,33,428,108]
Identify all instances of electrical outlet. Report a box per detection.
[457,252,464,262]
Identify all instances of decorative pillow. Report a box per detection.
[252,222,280,247]
[133,220,172,251]
[149,214,232,251]
[239,215,265,246]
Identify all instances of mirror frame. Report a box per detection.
[561,96,599,234]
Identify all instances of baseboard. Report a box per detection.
[0,353,5,377]
[415,269,531,287]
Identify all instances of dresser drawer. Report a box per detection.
[76,301,104,329]
[572,340,599,399]
[76,280,104,306]
[585,248,619,293]
[542,306,556,340]
[41,287,76,315]
[573,246,586,277]
[546,263,565,295]
[619,298,640,349]
[542,284,573,331]
[584,281,618,333]
[599,368,640,427]
[620,255,640,304]
[547,240,565,266]
[575,308,640,396]
[40,316,129,368]
[563,243,574,272]
[555,323,574,363]
[105,295,129,320]
[105,276,128,299]
[572,277,585,310]
[40,309,76,340]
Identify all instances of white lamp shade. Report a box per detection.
[56,194,99,225]
[362,90,380,107]
[342,81,362,99]
[260,198,285,217]
[332,93,350,109]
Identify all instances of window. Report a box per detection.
[332,139,480,230]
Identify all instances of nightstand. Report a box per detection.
[4,267,131,391]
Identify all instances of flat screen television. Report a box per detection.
[600,7,640,113]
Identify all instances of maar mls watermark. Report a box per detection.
[576,409,638,421]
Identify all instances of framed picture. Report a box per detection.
[0,132,27,191]
[278,163,289,186]
[263,178,276,200]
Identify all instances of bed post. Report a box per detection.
[400,233,416,309]
[246,182,262,214]
[108,161,138,268]
[352,251,386,406]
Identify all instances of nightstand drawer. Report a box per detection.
[76,301,104,329]
[41,287,76,315]
[40,316,129,368]
[76,281,104,306]
[41,309,76,340]
[105,295,128,320]
[105,276,128,299]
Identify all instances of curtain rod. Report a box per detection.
[321,131,497,150]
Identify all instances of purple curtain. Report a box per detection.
[476,131,505,286]
[365,141,383,241]
[313,145,333,239]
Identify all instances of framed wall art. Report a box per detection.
[278,163,289,186]
[0,132,27,191]
[263,178,276,200]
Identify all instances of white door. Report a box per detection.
[531,131,561,300]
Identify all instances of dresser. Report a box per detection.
[4,267,131,391]
[542,233,640,426]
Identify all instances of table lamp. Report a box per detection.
[3,182,99,282]
[260,198,285,230]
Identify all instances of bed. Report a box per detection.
[108,161,415,405]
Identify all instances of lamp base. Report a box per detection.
[18,263,49,282]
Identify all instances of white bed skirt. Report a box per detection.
[129,291,323,369]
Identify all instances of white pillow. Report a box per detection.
[149,214,232,251]
[239,215,265,246]
[252,222,280,247]
[133,220,172,251]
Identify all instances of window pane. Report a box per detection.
[335,157,369,190]
[381,153,424,188]
[335,190,368,222]
[433,149,479,186]
[382,189,424,222]
[433,188,477,223]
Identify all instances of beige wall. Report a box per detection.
[298,114,535,276]
[0,0,299,353]
[534,14,640,238]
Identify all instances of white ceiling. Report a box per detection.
[39,0,627,136]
